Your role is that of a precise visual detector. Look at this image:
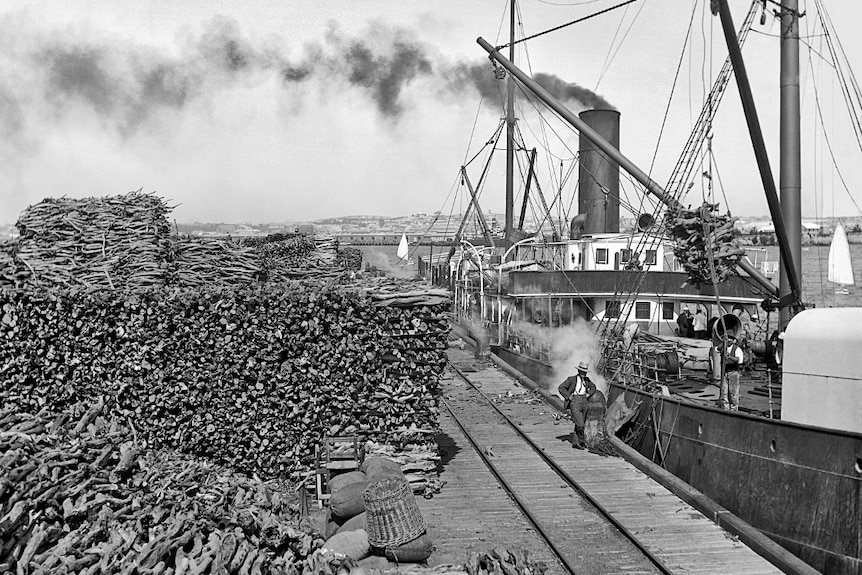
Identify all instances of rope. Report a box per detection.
[647,0,698,179]
[596,0,650,88]
[498,0,638,49]
[804,6,862,215]
[594,2,631,89]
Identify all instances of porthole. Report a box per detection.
[855,458,862,474]
[770,440,777,453]
[698,423,703,435]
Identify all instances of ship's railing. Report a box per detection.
[452,280,502,347]
[601,341,684,391]
[500,326,553,364]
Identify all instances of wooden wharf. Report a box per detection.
[417,345,788,574]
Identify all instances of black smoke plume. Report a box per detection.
[533,72,614,111]
[4,17,613,137]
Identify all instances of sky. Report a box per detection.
[1,0,861,225]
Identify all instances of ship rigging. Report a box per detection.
[439,0,862,572]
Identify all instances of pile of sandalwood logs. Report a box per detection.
[336,248,363,272]
[0,284,449,481]
[244,236,343,283]
[304,547,548,575]
[9,191,173,291]
[169,237,264,287]
[0,243,20,288]
[0,402,325,575]
[0,194,351,290]
[665,202,745,285]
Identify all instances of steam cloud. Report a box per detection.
[510,319,607,395]
[0,16,614,139]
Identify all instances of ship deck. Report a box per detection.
[658,336,782,416]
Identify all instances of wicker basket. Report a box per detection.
[363,476,427,547]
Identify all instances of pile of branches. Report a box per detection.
[0,402,324,575]
[309,547,548,575]
[0,285,449,480]
[0,242,22,287]
[312,237,338,266]
[337,248,363,271]
[0,194,352,291]
[7,191,172,290]
[248,236,342,283]
[235,233,302,248]
[170,237,264,286]
[665,202,745,285]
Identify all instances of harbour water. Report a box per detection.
[752,244,862,308]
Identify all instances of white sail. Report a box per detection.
[827,224,855,286]
[396,232,409,260]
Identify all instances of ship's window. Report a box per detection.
[605,300,621,318]
[620,248,631,263]
[555,298,572,326]
[635,302,650,319]
[662,302,674,320]
[645,250,657,265]
[596,248,608,265]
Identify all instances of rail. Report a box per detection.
[443,359,675,575]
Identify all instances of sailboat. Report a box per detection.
[438,0,862,572]
[396,232,412,264]
[828,223,854,295]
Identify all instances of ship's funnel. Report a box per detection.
[578,109,620,234]
[637,213,655,232]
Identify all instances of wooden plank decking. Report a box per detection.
[416,347,787,574]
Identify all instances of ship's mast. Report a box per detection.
[779,0,802,327]
[504,0,516,245]
[714,0,802,310]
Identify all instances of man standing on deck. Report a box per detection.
[677,306,693,337]
[558,361,592,449]
[693,308,708,339]
[720,335,745,410]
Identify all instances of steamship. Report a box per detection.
[449,109,763,358]
[439,1,862,573]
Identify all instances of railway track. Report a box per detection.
[441,358,673,575]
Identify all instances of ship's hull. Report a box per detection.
[494,346,862,575]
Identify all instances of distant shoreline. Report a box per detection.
[739,232,862,246]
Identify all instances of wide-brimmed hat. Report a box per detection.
[577,361,589,372]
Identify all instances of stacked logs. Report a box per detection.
[0,242,23,288]
[336,248,363,272]
[0,194,351,290]
[306,547,548,575]
[0,285,449,480]
[247,236,342,283]
[0,402,324,575]
[170,237,263,286]
[10,191,172,290]
[665,202,745,285]
[312,237,338,266]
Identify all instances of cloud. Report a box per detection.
[3,14,612,137]
[0,13,614,223]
